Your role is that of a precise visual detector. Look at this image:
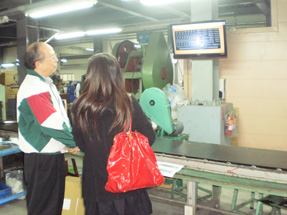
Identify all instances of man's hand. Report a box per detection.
[68,147,79,154]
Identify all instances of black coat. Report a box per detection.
[72,96,156,202]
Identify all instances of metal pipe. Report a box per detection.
[45,32,60,43]
[27,25,59,32]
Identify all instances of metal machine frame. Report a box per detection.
[152,138,287,215]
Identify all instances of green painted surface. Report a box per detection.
[140,87,174,134]
[175,168,287,197]
[142,32,173,89]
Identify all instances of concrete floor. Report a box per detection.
[0,184,285,215]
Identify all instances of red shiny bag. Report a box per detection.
[105,119,164,193]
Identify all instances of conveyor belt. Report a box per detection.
[152,138,287,171]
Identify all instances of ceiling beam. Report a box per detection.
[98,2,159,22]
[59,54,93,60]
[255,2,270,16]
[161,5,190,19]
[0,35,16,39]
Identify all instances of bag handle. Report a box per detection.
[124,94,133,132]
[124,114,132,133]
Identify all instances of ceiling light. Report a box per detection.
[54,28,122,40]
[134,44,141,49]
[140,0,187,6]
[26,0,97,19]
[86,48,94,52]
[86,28,122,36]
[61,59,68,63]
[55,32,85,40]
[1,63,15,68]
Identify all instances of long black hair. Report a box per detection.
[71,53,132,139]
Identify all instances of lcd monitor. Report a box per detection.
[170,20,227,59]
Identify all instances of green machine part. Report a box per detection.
[142,32,173,89]
[140,87,174,135]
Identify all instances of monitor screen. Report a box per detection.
[170,20,227,59]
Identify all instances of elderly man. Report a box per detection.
[17,42,78,215]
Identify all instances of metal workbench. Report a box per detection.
[0,143,25,205]
[0,122,25,205]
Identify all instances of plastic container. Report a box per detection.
[0,182,12,205]
[4,169,24,195]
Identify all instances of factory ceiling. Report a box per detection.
[0,0,271,48]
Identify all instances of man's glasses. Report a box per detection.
[35,53,58,63]
[44,53,57,61]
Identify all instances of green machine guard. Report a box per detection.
[140,87,189,140]
[140,87,174,135]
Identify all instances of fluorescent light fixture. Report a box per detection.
[1,63,15,68]
[26,0,97,19]
[86,28,122,36]
[55,31,85,40]
[86,48,94,52]
[54,28,122,40]
[61,59,68,63]
[140,0,187,6]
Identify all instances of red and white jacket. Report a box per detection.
[17,69,76,154]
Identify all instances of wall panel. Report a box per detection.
[219,0,287,151]
[238,133,287,150]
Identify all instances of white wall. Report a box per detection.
[219,0,287,151]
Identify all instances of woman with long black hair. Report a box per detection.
[71,53,156,215]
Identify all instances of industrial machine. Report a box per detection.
[113,32,189,140]
[140,87,188,141]
[176,58,235,145]
[112,32,173,99]
[112,31,235,145]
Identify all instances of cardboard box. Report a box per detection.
[62,176,85,215]
[0,72,19,100]
[0,71,18,86]
[6,94,16,100]
[5,86,18,95]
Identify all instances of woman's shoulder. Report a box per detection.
[130,94,141,109]
[129,94,138,103]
